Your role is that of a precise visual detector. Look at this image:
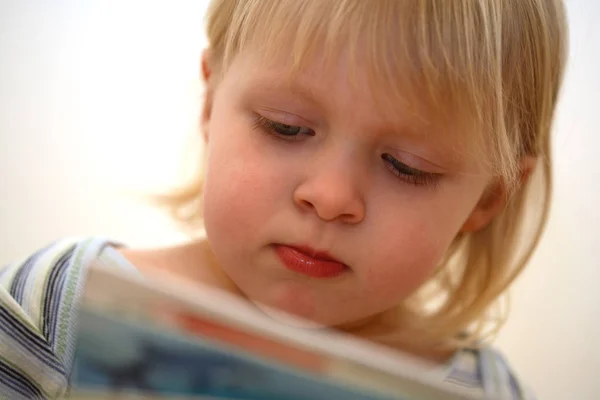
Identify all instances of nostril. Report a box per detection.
[341,211,364,224]
[300,199,314,210]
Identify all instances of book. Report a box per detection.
[67,264,485,400]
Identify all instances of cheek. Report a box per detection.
[201,116,288,247]
[203,150,263,241]
[360,186,481,298]
[361,227,444,298]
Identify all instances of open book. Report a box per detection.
[68,264,485,400]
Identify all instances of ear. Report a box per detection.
[201,49,214,142]
[460,156,537,233]
[201,49,212,83]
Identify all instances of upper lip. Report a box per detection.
[283,244,346,265]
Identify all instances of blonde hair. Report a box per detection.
[163,0,567,351]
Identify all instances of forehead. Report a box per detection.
[232,52,419,128]
[222,2,495,123]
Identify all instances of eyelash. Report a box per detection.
[381,154,440,187]
[252,115,315,141]
[252,114,441,187]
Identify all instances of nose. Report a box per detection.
[293,158,366,224]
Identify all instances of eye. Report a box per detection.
[253,115,315,140]
[381,153,441,187]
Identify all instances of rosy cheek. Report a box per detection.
[204,150,284,249]
[361,232,444,300]
[204,177,258,239]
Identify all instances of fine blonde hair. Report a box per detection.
[162,0,567,351]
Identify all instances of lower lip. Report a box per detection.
[274,245,347,278]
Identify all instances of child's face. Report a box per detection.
[201,51,496,327]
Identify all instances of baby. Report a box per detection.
[0,0,567,398]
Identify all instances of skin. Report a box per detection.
[121,49,531,358]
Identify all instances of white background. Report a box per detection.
[1,1,598,398]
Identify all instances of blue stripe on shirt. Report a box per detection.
[0,360,45,399]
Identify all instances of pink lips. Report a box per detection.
[274,245,348,278]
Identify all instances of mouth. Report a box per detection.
[273,244,349,279]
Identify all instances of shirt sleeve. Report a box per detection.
[0,238,109,400]
[479,346,537,400]
[446,346,537,399]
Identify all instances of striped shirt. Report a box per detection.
[0,238,534,399]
